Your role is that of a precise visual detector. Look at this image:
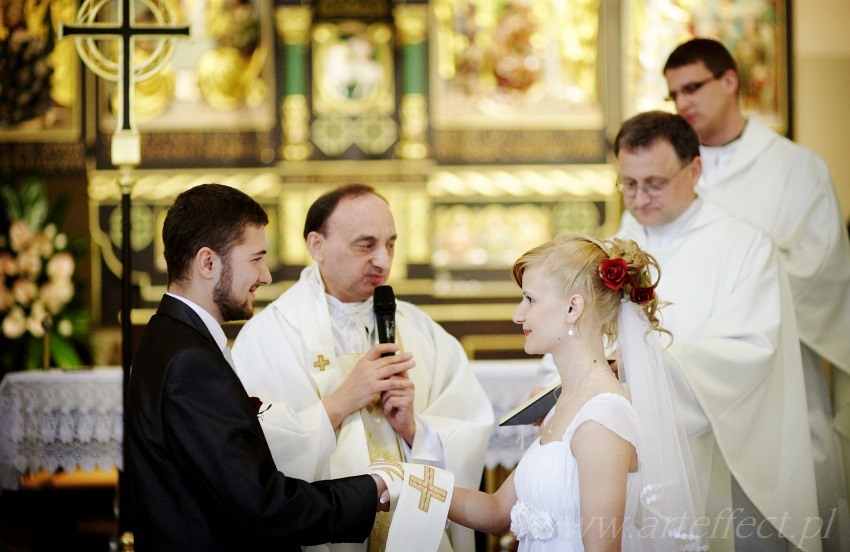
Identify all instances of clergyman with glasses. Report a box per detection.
[664,39,850,551]
[614,110,821,552]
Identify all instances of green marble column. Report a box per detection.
[277,6,312,160]
[394,5,429,159]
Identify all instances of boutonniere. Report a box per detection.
[249,396,272,420]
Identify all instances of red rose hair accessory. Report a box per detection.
[630,285,655,305]
[599,258,634,291]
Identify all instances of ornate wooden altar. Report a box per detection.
[0,0,790,355]
[71,0,788,359]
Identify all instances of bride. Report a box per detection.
[448,233,704,551]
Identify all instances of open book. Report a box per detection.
[498,382,561,426]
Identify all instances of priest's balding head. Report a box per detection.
[303,184,397,303]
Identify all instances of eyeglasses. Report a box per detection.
[617,164,690,198]
[665,72,724,102]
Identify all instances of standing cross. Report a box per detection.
[409,466,449,513]
[56,3,190,548]
[58,0,190,165]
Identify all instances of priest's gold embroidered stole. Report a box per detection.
[340,352,403,552]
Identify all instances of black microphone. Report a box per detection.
[373,285,396,357]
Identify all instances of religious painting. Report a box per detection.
[622,0,788,133]
[310,21,396,158]
[90,0,277,167]
[0,0,80,141]
[430,0,605,131]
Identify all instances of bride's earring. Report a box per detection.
[568,324,575,336]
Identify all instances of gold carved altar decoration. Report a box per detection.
[311,21,396,157]
[430,0,607,164]
[96,0,270,127]
[78,0,792,365]
[433,0,601,125]
[3,0,792,171]
[0,0,78,131]
[0,0,79,135]
[83,0,276,168]
[0,0,84,172]
[87,161,618,334]
[429,164,619,281]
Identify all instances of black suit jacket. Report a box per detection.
[127,295,376,551]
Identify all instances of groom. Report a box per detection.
[125,184,393,551]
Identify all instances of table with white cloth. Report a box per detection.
[0,367,123,491]
[0,361,543,492]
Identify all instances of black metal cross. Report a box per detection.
[57,4,190,546]
[58,0,190,136]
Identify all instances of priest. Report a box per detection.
[614,111,821,552]
[232,184,494,552]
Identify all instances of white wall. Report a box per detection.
[794,0,850,221]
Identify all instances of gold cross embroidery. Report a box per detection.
[313,355,330,371]
[408,466,448,513]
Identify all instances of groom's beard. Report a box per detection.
[213,259,254,322]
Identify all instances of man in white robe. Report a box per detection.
[614,111,821,552]
[233,184,494,552]
[664,39,850,549]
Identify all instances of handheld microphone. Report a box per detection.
[373,285,396,357]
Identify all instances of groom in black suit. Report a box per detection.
[126,184,390,551]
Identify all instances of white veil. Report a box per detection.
[617,302,707,551]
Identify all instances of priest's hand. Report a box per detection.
[322,343,415,430]
[382,375,416,446]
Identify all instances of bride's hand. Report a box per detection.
[366,459,405,512]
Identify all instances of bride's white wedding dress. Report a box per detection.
[508,305,704,552]
[510,392,640,551]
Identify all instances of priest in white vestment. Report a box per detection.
[233,184,494,552]
[664,39,850,549]
[614,111,821,552]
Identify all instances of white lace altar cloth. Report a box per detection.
[0,361,545,490]
[470,359,549,469]
[0,367,123,490]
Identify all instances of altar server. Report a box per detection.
[615,111,821,552]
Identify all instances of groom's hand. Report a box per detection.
[366,459,405,512]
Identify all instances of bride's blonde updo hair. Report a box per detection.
[510,233,667,344]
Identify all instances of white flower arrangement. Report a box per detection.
[0,175,90,376]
